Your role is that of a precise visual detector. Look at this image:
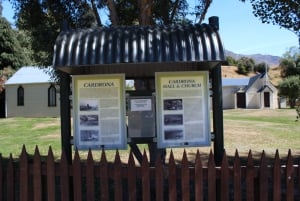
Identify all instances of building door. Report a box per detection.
[264,92,270,107]
[236,93,246,108]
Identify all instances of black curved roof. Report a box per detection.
[53,23,225,77]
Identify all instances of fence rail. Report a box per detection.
[0,146,299,201]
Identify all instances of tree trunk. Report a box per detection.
[169,0,180,23]
[106,0,119,25]
[198,0,212,23]
[138,0,152,25]
[91,0,102,26]
[160,0,169,24]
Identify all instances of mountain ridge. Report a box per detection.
[225,50,281,67]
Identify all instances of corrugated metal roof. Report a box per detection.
[222,73,268,91]
[53,23,225,76]
[5,66,52,85]
[222,77,250,87]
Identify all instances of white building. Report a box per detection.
[5,66,60,117]
[222,73,278,109]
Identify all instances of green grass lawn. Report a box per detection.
[0,117,145,161]
[222,109,300,157]
[0,109,299,161]
[0,117,61,158]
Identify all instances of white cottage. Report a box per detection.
[5,66,60,117]
[222,73,278,109]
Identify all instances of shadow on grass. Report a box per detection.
[184,149,300,166]
[1,148,300,167]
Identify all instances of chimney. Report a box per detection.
[209,16,219,31]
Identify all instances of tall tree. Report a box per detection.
[278,48,300,109]
[0,17,30,69]
[12,0,99,65]
[240,0,300,46]
[279,47,300,77]
[278,75,300,108]
[10,0,212,66]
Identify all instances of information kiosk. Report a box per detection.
[53,16,225,165]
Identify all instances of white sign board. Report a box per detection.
[130,99,152,111]
[155,71,211,148]
[72,74,127,150]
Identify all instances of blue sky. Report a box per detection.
[203,0,298,57]
[2,0,298,57]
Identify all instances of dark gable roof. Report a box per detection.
[53,23,225,77]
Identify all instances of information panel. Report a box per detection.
[155,71,211,148]
[72,74,127,150]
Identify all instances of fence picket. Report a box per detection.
[60,150,70,201]
[73,150,82,201]
[233,150,241,201]
[128,151,136,201]
[142,150,150,201]
[0,147,299,201]
[259,151,268,201]
[33,146,42,201]
[6,154,14,201]
[181,150,190,201]
[155,152,164,201]
[168,150,177,201]
[46,147,55,201]
[195,150,203,201]
[208,150,216,201]
[273,150,281,201]
[114,150,122,201]
[99,150,109,201]
[20,145,29,201]
[221,151,229,201]
[86,149,95,201]
[0,154,2,201]
[298,158,300,201]
[246,150,255,201]
[286,150,294,201]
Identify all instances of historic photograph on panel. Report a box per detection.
[156,71,211,148]
[163,99,183,110]
[164,129,184,140]
[164,114,183,125]
[80,115,99,126]
[73,74,127,150]
[80,130,99,142]
[79,99,99,111]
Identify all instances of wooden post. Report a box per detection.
[211,64,224,166]
[59,71,72,163]
[208,16,225,166]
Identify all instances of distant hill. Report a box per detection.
[225,50,281,67]
[222,65,282,86]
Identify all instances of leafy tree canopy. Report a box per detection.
[241,0,300,46]
[278,75,300,108]
[280,47,300,77]
[254,62,268,74]
[0,16,31,70]
[9,0,212,66]
[236,56,255,75]
[225,56,267,74]
[225,56,238,66]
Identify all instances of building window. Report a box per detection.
[17,86,24,106]
[48,85,56,106]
